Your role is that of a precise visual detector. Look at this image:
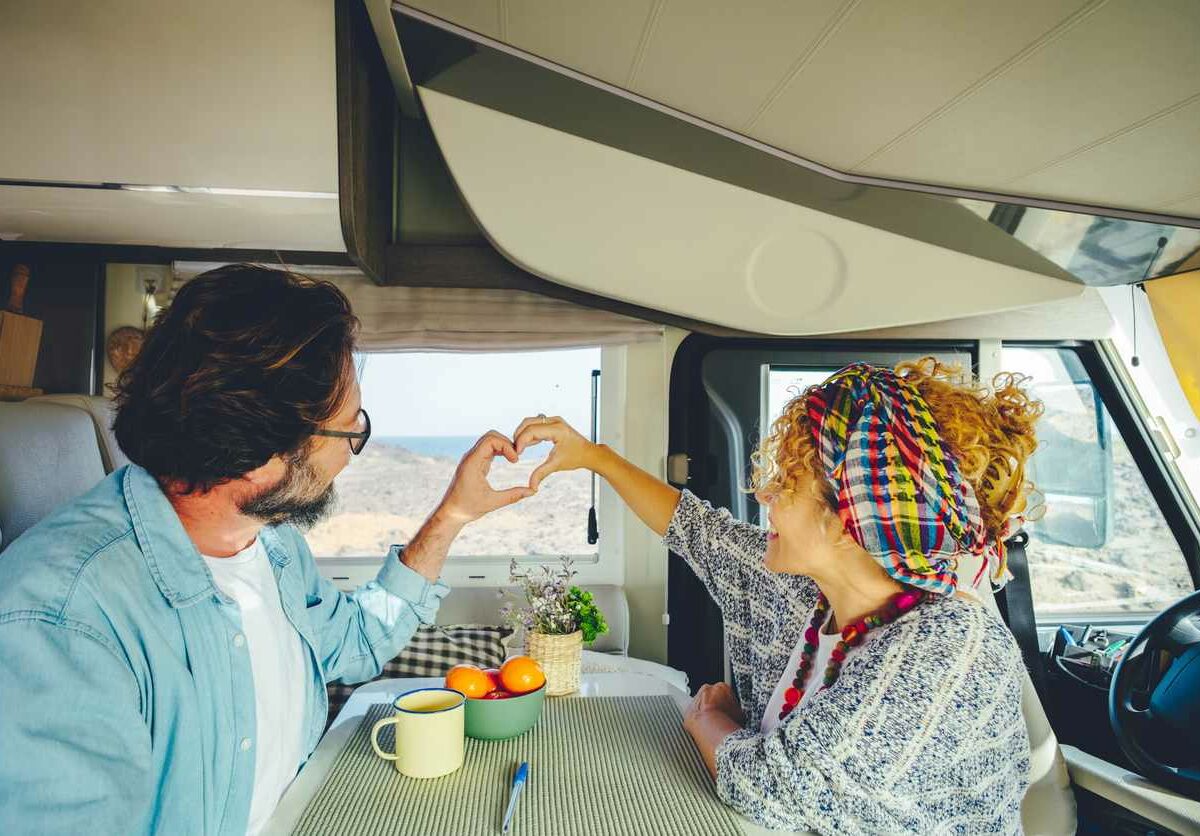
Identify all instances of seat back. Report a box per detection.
[435,584,630,655]
[30,394,129,472]
[958,553,1078,835]
[0,401,107,551]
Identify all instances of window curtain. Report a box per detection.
[1146,268,1200,423]
[171,262,663,351]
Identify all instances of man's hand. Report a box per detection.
[683,682,745,730]
[511,415,599,491]
[401,431,534,581]
[436,431,536,525]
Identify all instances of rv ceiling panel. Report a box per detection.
[399,0,1200,221]
[738,0,1090,174]
[419,85,1082,336]
[858,0,1200,210]
[0,187,344,251]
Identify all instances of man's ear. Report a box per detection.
[243,455,287,488]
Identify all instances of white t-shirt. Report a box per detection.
[761,611,875,734]
[203,539,307,835]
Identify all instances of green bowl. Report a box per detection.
[463,684,546,740]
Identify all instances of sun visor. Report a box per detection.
[416,51,1082,336]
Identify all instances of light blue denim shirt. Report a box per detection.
[0,465,449,835]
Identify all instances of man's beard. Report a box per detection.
[239,452,336,529]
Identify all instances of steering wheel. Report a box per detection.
[1109,588,1200,800]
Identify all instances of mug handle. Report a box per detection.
[370,716,400,761]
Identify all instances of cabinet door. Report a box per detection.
[1,258,103,395]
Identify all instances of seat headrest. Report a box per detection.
[0,402,106,552]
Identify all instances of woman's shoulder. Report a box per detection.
[898,593,1025,672]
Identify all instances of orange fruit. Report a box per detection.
[444,664,492,699]
[499,656,546,695]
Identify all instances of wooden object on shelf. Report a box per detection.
[0,310,43,387]
[7,264,30,313]
[0,383,43,402]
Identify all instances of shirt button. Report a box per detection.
[233,633,246,648]
[240,738,252,752]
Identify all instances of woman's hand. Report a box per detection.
[684,682,745,728]
[511,415,600,491]
[682,683,745,780]
[514,413,681,536]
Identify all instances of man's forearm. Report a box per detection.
[400,507,465,581]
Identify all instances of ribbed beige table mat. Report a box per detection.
[292,695,742,836]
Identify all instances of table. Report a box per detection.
[265,673,811,836]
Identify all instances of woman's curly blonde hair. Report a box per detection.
[750,357,1044,543]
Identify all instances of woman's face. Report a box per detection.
[756,473,839,574]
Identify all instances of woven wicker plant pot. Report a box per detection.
[526,630,582,696]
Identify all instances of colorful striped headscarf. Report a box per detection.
[806,363,1004,596]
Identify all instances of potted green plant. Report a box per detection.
[501,557,608,695]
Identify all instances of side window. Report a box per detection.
[1002,346,1194,619]
[306,347,602,560]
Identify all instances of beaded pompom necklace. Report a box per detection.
[778,587,926,721]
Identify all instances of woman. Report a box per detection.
[513,358,1041,835]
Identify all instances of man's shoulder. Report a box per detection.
[0,472,145,625]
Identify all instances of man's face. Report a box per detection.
[238,374,363,528]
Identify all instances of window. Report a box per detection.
[1003,346,1194,617]
[305,348,602,559]
[763,366,837,433]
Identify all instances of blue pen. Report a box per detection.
[501,762,529,834]
[1058,626,1077,647]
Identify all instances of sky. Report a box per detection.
[357,347,601,437]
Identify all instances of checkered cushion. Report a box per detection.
[325,624,513,722]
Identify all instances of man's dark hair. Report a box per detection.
[113,264,359,492]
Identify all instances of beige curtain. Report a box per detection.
[172,262,663,351]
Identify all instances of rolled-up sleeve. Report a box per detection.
[299,539,450,685]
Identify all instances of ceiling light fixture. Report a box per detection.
[0,178,336,200]
[120,184,337,199]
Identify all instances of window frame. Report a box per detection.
[1005,339,1200,626]
[312,344,621,590]
[665,334,1200,686]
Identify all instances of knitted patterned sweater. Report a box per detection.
[665,490,1031,835]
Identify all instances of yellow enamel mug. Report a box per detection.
[370,687,466,779]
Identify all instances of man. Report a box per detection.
[0,265,533,835]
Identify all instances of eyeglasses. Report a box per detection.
[313,408,371,455]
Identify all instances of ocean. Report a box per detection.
[376,435,478,460]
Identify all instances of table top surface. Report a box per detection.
[265,672,806,836]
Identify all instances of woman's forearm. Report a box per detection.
[685,709,742,780]
[588,444,681,536]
